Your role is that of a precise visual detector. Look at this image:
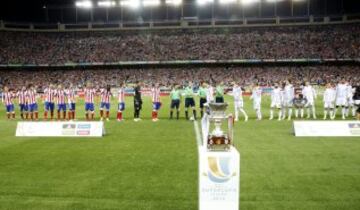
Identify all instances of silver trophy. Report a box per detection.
[206,103,234,151]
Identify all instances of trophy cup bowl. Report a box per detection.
[207,103,232,151]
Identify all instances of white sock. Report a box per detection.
[288,109,292,119]
[278,110,282,120]
[312,106,316,119]
[342,107,346,118]
[240,108,248,119]
[235,109,239,120]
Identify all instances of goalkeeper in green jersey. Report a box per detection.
[184,82,197,120]
[169,84,181,120]
[198,81,208,118]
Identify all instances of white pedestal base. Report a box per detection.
[199,146,240,210]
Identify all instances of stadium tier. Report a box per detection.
[1,66,360,89]
[0,24,359,65]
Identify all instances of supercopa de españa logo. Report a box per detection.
[204,156,236,183]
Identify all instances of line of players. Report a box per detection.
[0,82,160,122]
[260,79,358,121]
[1,79,359,121]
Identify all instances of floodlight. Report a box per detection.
[120,0,141,8]
[197,0,214,6]
[240,0,260,6]
[219,0,237,4]
[165,0,182,6]
[265,0,285,2]
[98,1,116,7]
[143,0,161,7]
[75,1,93,8]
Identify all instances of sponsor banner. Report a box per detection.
[294,121,360,137]
[16,121,105,137]
[199,146,240,210]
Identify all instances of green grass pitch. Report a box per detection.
[0,95,359,210]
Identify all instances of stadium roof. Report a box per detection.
[0,0,359,23]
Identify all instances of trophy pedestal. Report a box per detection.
[199,146,240,210]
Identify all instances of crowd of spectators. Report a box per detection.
[1,66,359,90]
[0,24,359,65]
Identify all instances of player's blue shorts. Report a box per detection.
[153,102,162,111]
[28,103,38,112]
[45,102,55,112]
[118,102,125,111]
[6,104,14,113]
[58,104,67,111]
[85,103,94,112]
[19,104,28,112]
[100,102,110,111]
[68,103,76,111]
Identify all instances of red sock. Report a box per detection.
[50,111,54,120]
[86,113,89,120]
[106,111,109,118]
[30,113,34,120]
[152,111,155,119]
[57,111,61,120]
[72,111,75,120]
[117,112,122,120]
[35,112,38,120]
[63,112,66,120]
[68,112,71,120]
[100,110,104,118]
[91,113,94,120]
[155,112,158,119]
[44,111,48,120]
[25,113,29,120]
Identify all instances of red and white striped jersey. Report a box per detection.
[100,89,112,103]
[55,90,67,104]
[151,87,161,103]
[2,92,14,106]
[44,88,55,103]
[118,88,125,103]
[26,90,37,104]
[84,88,96,103]
[16,91,27,104]
[66,89,76,103]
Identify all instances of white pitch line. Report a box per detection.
[193,120,202,147]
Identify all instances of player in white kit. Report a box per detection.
[269,83,283,121]
[346,82,356,118]
[302,82,317,119]
[323,83,336,120]
[283,80,295,120]
[250,83,262,120]
[333,79,348,119]
[232,82,248,122]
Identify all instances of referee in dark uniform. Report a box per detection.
[134,81,142,121]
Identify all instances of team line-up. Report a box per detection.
[1,79,360,122]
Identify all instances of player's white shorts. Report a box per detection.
[348,98,354,106]
[324,102,334,109]
[234,100,244,109]
[270,101,281,109]
[305,100,314,107]
[253,100,261,110]
[283,99,293,107]
[336,97,348,107]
